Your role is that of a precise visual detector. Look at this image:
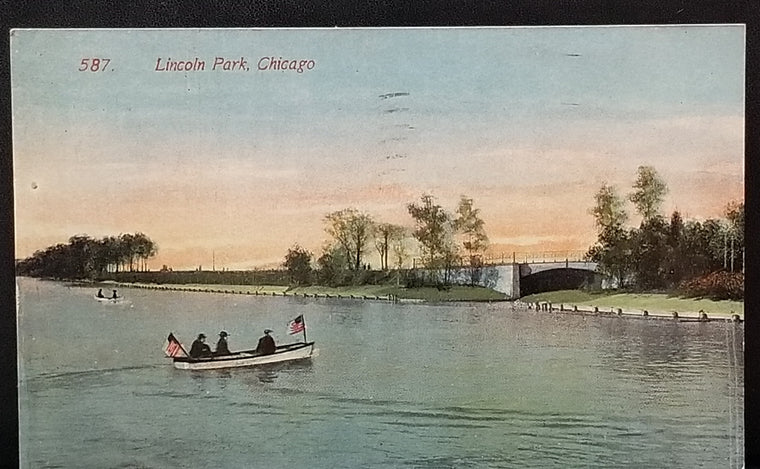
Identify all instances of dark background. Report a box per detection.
[2,1,757,467]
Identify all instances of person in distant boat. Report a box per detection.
[96,289,104,298]
[215,331,231,356]
[256,329,276,355]
[111,289,119,299]
[189,333,213,358]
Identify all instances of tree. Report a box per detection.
[587,184,632,288]
[283,244,313,285]
[630,216,669,289]
[591,183,628,230]
[324,208,374,271]
[629,166,668,223]
[724,200,744,272]
[102,235,124,272]
[316,244,349,287]
[374,223,406,271]
[587,225,633,288]
[663,211,686,287]
[391,228,411,270]
[680,220,719,278]
[67,235,96,278]
[453,196,489,285]
[407,194,454,269]
[120,233,137,271]
[132,232,157,272]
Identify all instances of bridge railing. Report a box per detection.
[409,251,592,268]
[482,250,590,265]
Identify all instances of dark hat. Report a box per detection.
[264,329,273,334]
[219,331,228,337]
[198,333,206,339]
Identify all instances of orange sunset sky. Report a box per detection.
[12,27,744,270]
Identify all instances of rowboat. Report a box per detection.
[172,341,316,370]
[94,295,123,303]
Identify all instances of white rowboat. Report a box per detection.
[95,295,123,303]
[172,341,316,370]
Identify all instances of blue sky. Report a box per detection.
[12,26,744,269]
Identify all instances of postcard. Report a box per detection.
[12,27,744,468]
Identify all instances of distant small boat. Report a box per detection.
[171,342,316,370]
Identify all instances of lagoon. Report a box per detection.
[17,277,743,468]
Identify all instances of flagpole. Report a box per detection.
[302,316,307,343]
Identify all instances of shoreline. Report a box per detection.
[519,300,742,323]
[521,290,743,321]
[96,280,743,323]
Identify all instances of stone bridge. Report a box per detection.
[446,256,599,299]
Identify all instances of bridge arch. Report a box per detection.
[519,267,601,296]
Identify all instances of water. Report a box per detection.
[17,277,744,468]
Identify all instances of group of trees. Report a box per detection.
[587,166,743,297]
[407,195,489,285]
[282,194,490,287]
[16,232,157,279]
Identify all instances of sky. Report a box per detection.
[11,26,745,270]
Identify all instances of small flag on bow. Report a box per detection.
[288,315,305,335]
[165,332,185,357]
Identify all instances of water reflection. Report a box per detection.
[232,359,316,386]
[593,318,743,384]
[329,311,365,327]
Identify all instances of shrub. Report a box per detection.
[678,270,744,301]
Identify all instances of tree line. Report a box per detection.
[586,165,743,298]
[17,168,742,300]
[16,233,158,279]
[283,194,489,287]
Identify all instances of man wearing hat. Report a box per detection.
[215,330,231,356]
[255,329,276,355]
[189,333,213,358]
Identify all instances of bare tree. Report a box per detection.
[324,208,374,271]
[374,223,406,270]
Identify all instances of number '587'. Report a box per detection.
[79,58,110,72]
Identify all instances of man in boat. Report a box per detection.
[255,329,276,355]
[111,289,119,299]
[96,289,104,298]
[215,331,231,356]
[189,333,213,358]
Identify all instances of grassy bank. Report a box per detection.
[520,290,743,318]
[286,284,506,302]
[110,281,508,302]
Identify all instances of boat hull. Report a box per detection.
[172,341,315,370]
[95,296,122,303]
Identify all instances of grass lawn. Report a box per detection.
[520,290,743,318]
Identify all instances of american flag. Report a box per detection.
[165,333,184,357]
[288,315,305,335]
